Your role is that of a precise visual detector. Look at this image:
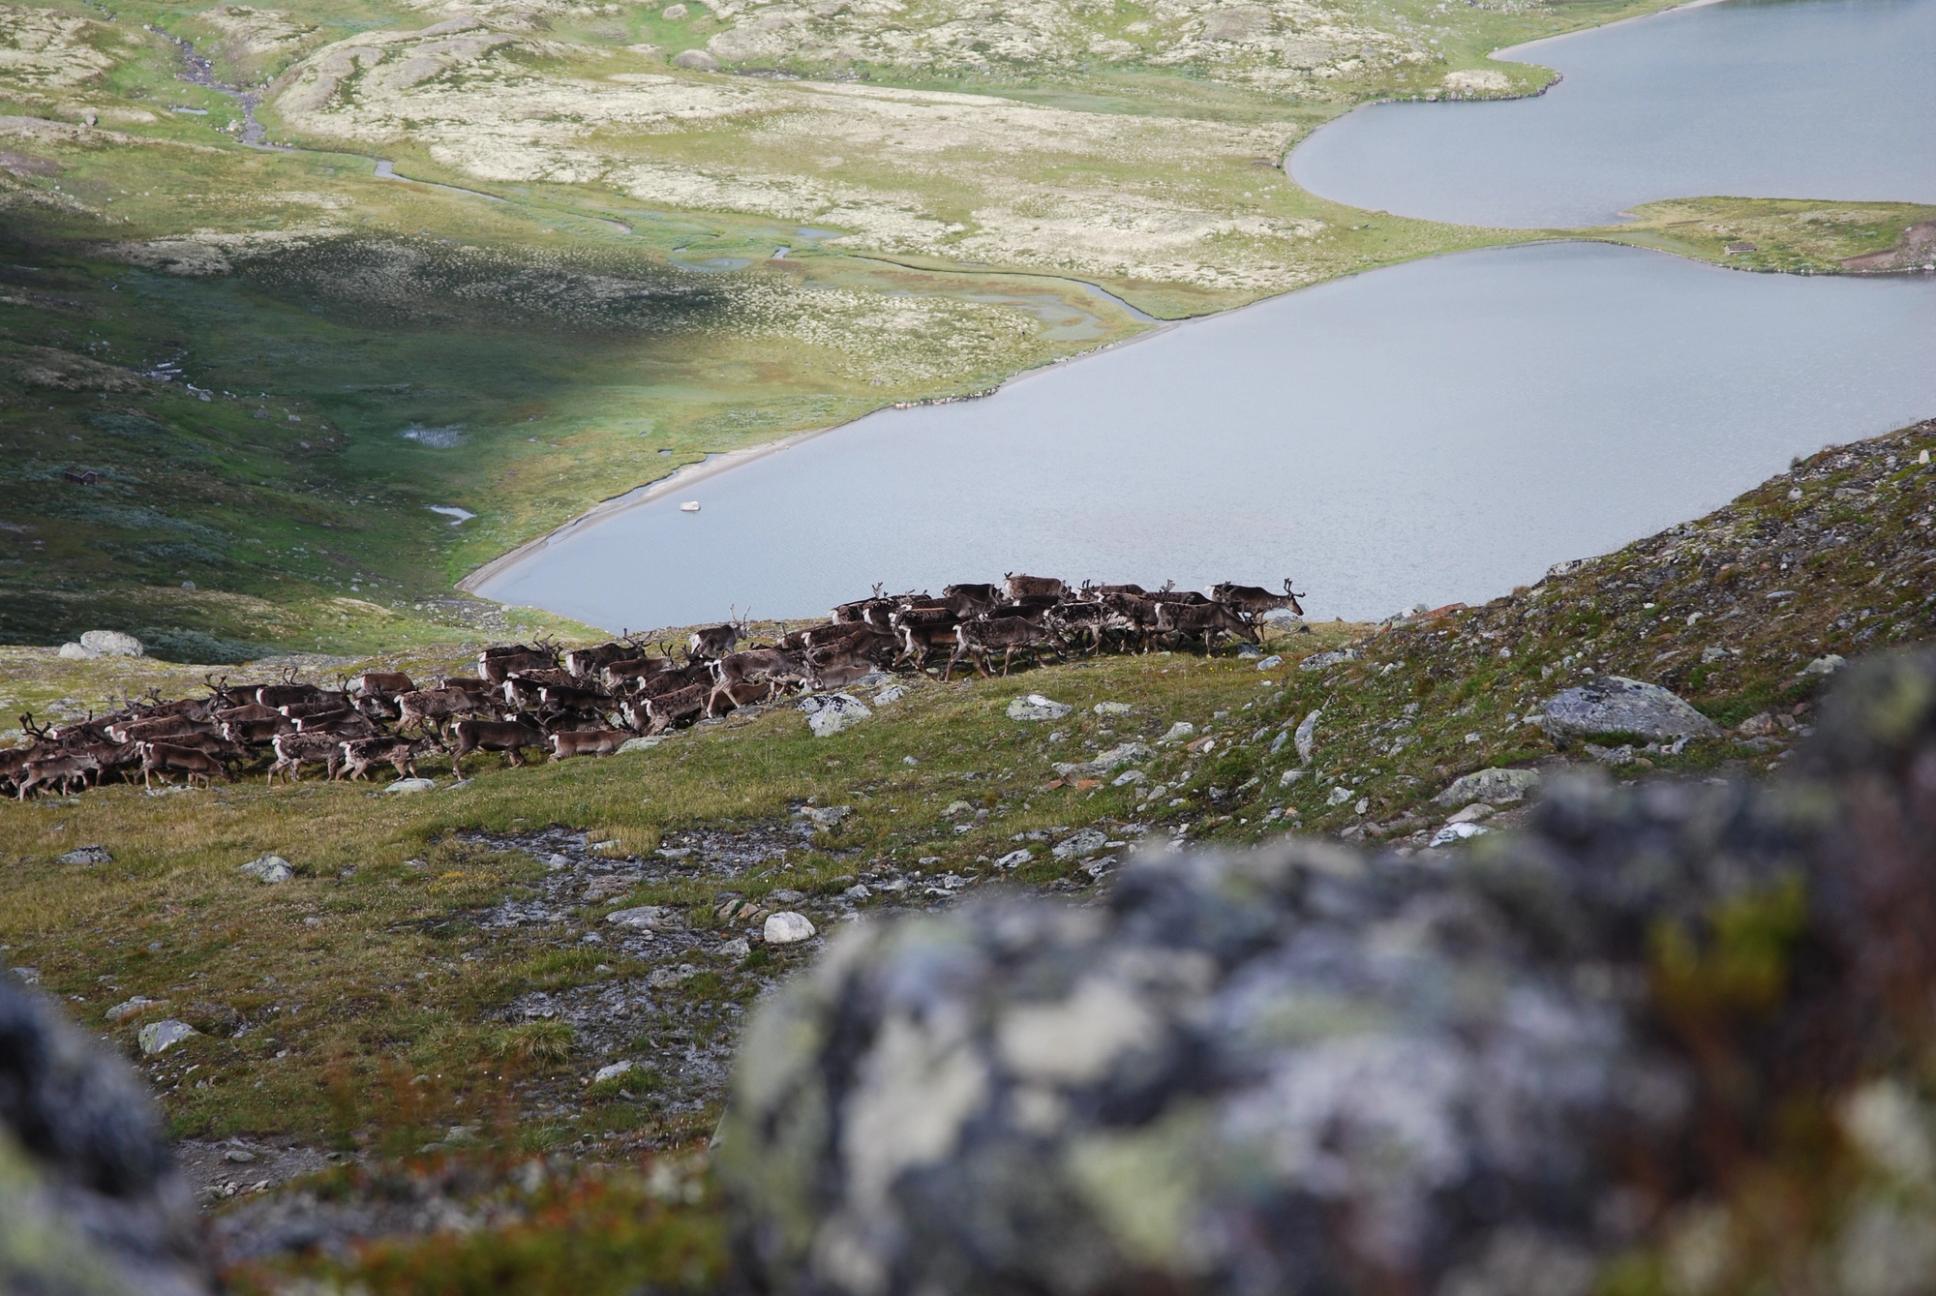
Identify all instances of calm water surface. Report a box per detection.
[479,243,1935,629]
[1290,0,1936,227]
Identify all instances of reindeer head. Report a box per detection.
[1282,579,1307,616]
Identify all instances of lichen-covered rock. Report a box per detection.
[1540,675,1720,742]
[0,975,212,1295]
[721,650,1936,1296]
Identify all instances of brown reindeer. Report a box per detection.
[1003,572,1067,601]
[1155,600,1259,652]
[266,732,344,785]
[338,736,423,781]
[548,728,630,761]
[447,718,546,778]
[141,740,229,791]
[945,616,1065,681]
[1211,579,1306,621]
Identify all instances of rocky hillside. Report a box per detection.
[0,417,1932,1293]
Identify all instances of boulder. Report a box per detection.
[763,912,817,946]
[1293,708,1321,763]
[1050,828,1107,861]
[1008,695,1072,723]
[238,855,293,885]
[720,650,1936,1296]
[58,845,112,866]
[136,1019,198,1056]
[80,631,144,658]
[383,777,436,794]
[0,976,212,1295]
[672,47,719,70]
[592,1060,635,1084]
[1254,655,1283,671]
[1433,766,1541,807]
[618,736,664,754]
[801,693,871,738]
[1157,721,1195,745]
[1540,676,1719,743]
[1091,702,1133,717]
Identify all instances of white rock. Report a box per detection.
[58,845,111,865]
[1326,786,1353,806]
[872,685,908,706]
[1540,676,1720,743]
[1433,767,1541,807]
[944,801,974,817]
[1158,721,1195,745]
[607,905,680,931]
[618,736,664,754]
[1429,821,1490,848]
[1294,709,1321,764]
[1801,654,1847,678]
[995,849,1034,869]
[138,1019,198,1055]
[718,937,752,961]
[58,642,90,660]
[239,855,293,885]
[1008,694,1072,723]
[662,2,688,16]
[801,805,853,831]
[1279,769,1306,787]
[79,630,143,658]
[1051,828,1108,860]
[672,47,718,70]
[1445,802,1495,825]
[1255,655,1283,671]
[764,911,817,945]
[384,778,436,794]
[1112,769,1148,787]
[800,693,871,737]
[1092,702,1133,716]
[593,1060,635,1084]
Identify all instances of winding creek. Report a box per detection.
[476,0,1936,630]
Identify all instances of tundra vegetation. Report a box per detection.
[3,0,1932,654]
[0,418,1932,1290]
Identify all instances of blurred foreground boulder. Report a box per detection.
[722,650,1936,1296]
[0,975,211,1295]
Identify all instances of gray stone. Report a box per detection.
[721,651,1936,1295]
[0,975,212,1294]
[1008,694,1073,723]
[662,2,688,16]
[1294,708,1321,763]
[672,47,719,70]
[1158,721,1195,745]
[618,736,664,754]
[1445,802,1496,825]
[58,845,111,866]
[593,1060,635,1084]
[1802,654,1848,678]
[718,937,752,961]
[801,805,854,831]
[873,685,909,707]
[606,905,681,931]
[1254,655,1283,671]
[137,1019,198,1056]
[801,693,872,737]
[1298,648,1356,672]
[79,630,144,658]
[944,801,975,818]
[1050,828,1108,861]
[1540,676,1720,743]
[383,777,436,794]
[764,912,817,946]
[1434,766,1542,807]
[1091,702,1133,716]
[238,855,293,885]
[1429,820,1490,848]
[1326,785,1352,806]
[1111,769,1148,788]
[57,642,90,660]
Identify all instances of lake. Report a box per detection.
[476,241,1935,629]
[1288,0,1936,228]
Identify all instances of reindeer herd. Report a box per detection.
[1,573,1305,801]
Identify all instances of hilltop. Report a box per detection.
[0,414,1929,1289]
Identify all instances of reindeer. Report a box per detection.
[636,683,708,735]
[396,686,491,737]
[18,751,101,799]
[1155,600,1259,653]
[548,728,630,761]
[479,648,555,685]
[355,670,416,698]
[141,740,229,791]
[687,610,749,662]
[1211,579,1306,621]
[945,616,1066,681]
[447,718,546,778]
[266,732,344,785]
[832,584,891,625]
[1003,572,1067,601]
[337,736,424,782]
